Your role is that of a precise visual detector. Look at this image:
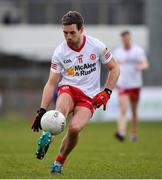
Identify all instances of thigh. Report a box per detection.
[118,94,129,113]
[129,89,140,116]
[130,99,139,116]
[69,106,92,132]
[55,93,74,118]
[128,88,140,102]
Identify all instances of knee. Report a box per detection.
[132,112,138,119]
[55,107,68,118]
[120,108,127,115]
[69,123,81,136]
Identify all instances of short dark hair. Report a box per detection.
[61,11,84,30]
[121,30,130,37]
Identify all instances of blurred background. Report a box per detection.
[0,0,162,120]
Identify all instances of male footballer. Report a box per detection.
[32,11,120,174]
[114,31,149,142]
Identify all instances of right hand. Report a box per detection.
[31,108,46,132]
[92,88,112,111]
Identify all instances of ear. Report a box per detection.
[80,26,84,34]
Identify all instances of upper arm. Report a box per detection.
[51,46,63,73]
[104,57,120,71]
[138,47,148,62]
[100,48,113,64]
[137,47,149,69]
[94,38,113,64]
[47,70,61,86]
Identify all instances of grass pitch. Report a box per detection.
[0,117,161,179]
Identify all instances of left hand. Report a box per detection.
[31,108,46,132]
[92,88,112,111]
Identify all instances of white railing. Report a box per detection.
[0,25,148,61]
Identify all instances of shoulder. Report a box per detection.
[132,45,145,53]
[86,35,106,48]
[86,36,107,56]
[54,41,66,54]
[113,47,123,55]
[52,41,67,58]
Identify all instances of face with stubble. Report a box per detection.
[122,33,132,49]
[63,24,84,49]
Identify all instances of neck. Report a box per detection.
[74,35,84,49]
[124,44,131,50]
[68,35,85,50]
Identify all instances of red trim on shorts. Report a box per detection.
[117,87,141,102]
[58,85,75,104]
[58,85,94,114]
[67,35,86,52]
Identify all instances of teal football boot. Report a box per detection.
[129,135,137,142]
[51,161,63,174]
[36,131,52,160]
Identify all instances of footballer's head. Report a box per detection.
[61,11,84,48]
[121,30,132,49]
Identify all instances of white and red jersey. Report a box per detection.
[51,35,113,98]
[113,45,147,88]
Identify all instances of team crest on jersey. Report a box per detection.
[90,54,96,60]
[66,67,75,76]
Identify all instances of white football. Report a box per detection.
[41,110,66,135]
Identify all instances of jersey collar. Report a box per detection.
[67,35,86,52]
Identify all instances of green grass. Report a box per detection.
[0,117,162,179]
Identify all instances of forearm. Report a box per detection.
[40,81,56,110]
[93,61,119,111]
[136,60,149,71]
[105,64,120,90]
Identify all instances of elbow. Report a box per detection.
[110,63,120,77]
[112,63,120,80]
[146,62,149,70]
[144,62,149,70]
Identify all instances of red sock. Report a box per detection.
[55,155,65,165]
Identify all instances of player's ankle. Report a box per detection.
[118,131,126,137]
[130,131,137,136]
[55,155,65,165]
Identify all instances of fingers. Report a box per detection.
[93,99,103,109]
[31,114,42,132]
[31,117,36,128]
[93,98,107,110]
[92,95,105,105]
[92,96,98,105]
[33,126,40,132]
[103,103,106,111]
[92,91,109,111]
[31,122,35,130]
[32,120,40,132]
[96,101,102,108]
[92,96,100,104]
